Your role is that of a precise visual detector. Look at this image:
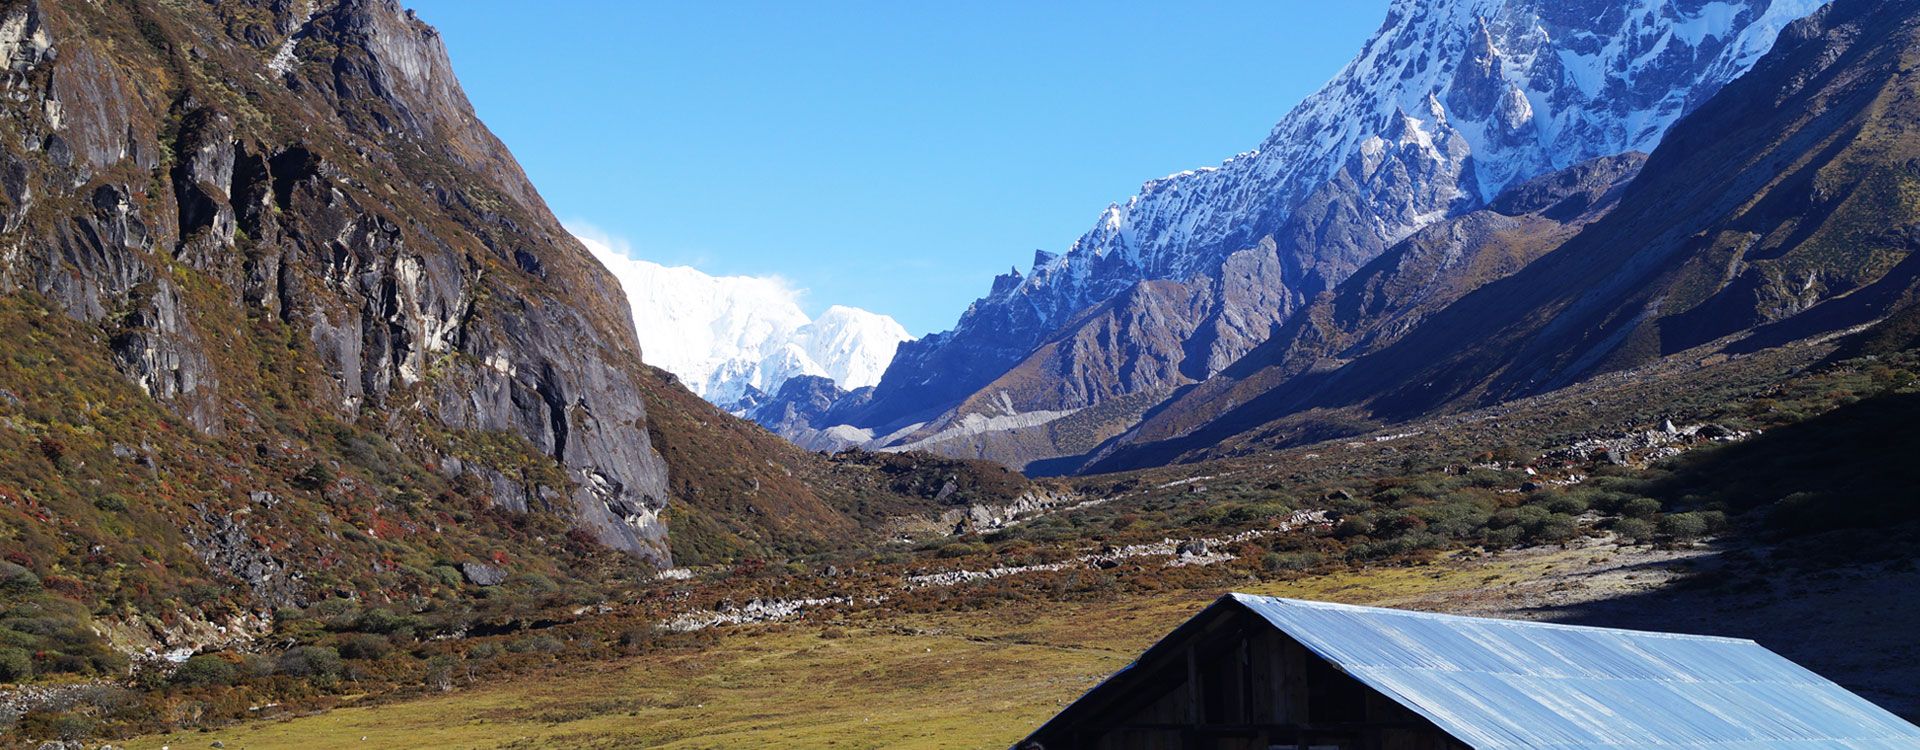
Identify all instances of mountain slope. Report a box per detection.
[1087,152,1647,468]
[798,0,1825,471]
[1099,0,1920,467]
[0,0,1045,669]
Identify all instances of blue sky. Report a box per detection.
[404,1,1390,335]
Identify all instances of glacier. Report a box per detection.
[575,232,913,410]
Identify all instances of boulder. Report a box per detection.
[459,562,507,587]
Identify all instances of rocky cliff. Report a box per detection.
[0,0,681,563]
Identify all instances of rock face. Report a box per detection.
[791,0,1823,472]
[0,0,673,563]
[1087,152,1648,470]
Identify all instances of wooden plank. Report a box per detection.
[1188,646,1203,726]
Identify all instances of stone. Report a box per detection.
[1176,539,1210,557]
[459,562,507,587]
[1697,423,1735,439]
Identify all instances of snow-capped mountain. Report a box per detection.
[1001,0,1825,330]
[811,0,1825,469]
[576,234,912,409]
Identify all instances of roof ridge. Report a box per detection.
[1226,593,1763,645]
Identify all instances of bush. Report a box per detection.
[51,713,95,741]
[339,633,392,661]
[936,542,987,558]
[356,607,398,632]
[1660,512,1711,541]
[512,573,559,595]
[275,646,342,678]
[1334,516,1376,539]
[508,633,564,654]
[0,646,31,681]
[92,493,131,512]
[429,565,464,588]
[171,654,237,687]
[1262,552,1325,572]
[1622,497,1664,519]
[291,462,336,491]
[0,562,41,598]
[1544,494,1588,515]
[1612,518,1655,544]
[90,649,130,676]
[1528,513,1580,543]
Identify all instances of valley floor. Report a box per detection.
[116,535,1920,750]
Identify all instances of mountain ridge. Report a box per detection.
[764,0,1826,472]
[1092,0,1920,469]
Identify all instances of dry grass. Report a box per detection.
[116,550,1618,750]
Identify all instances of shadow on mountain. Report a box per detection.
[1526,392,1920,720]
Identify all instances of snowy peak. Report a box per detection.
[797,306,913,391]
[575,233,913,409]
[838,0,1826,466]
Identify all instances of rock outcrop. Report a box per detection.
[0,0,671,562]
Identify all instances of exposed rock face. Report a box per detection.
[743,375,860,449]
[795,0,1824,472]
[1088,152,1647,470]
[0,0,673,563]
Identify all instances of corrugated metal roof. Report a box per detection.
[1233,594,1920,749]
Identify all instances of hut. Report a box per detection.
[1014,594,1920,750]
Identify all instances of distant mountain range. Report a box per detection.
[755,0,1847,473]
[575,234,911,411]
